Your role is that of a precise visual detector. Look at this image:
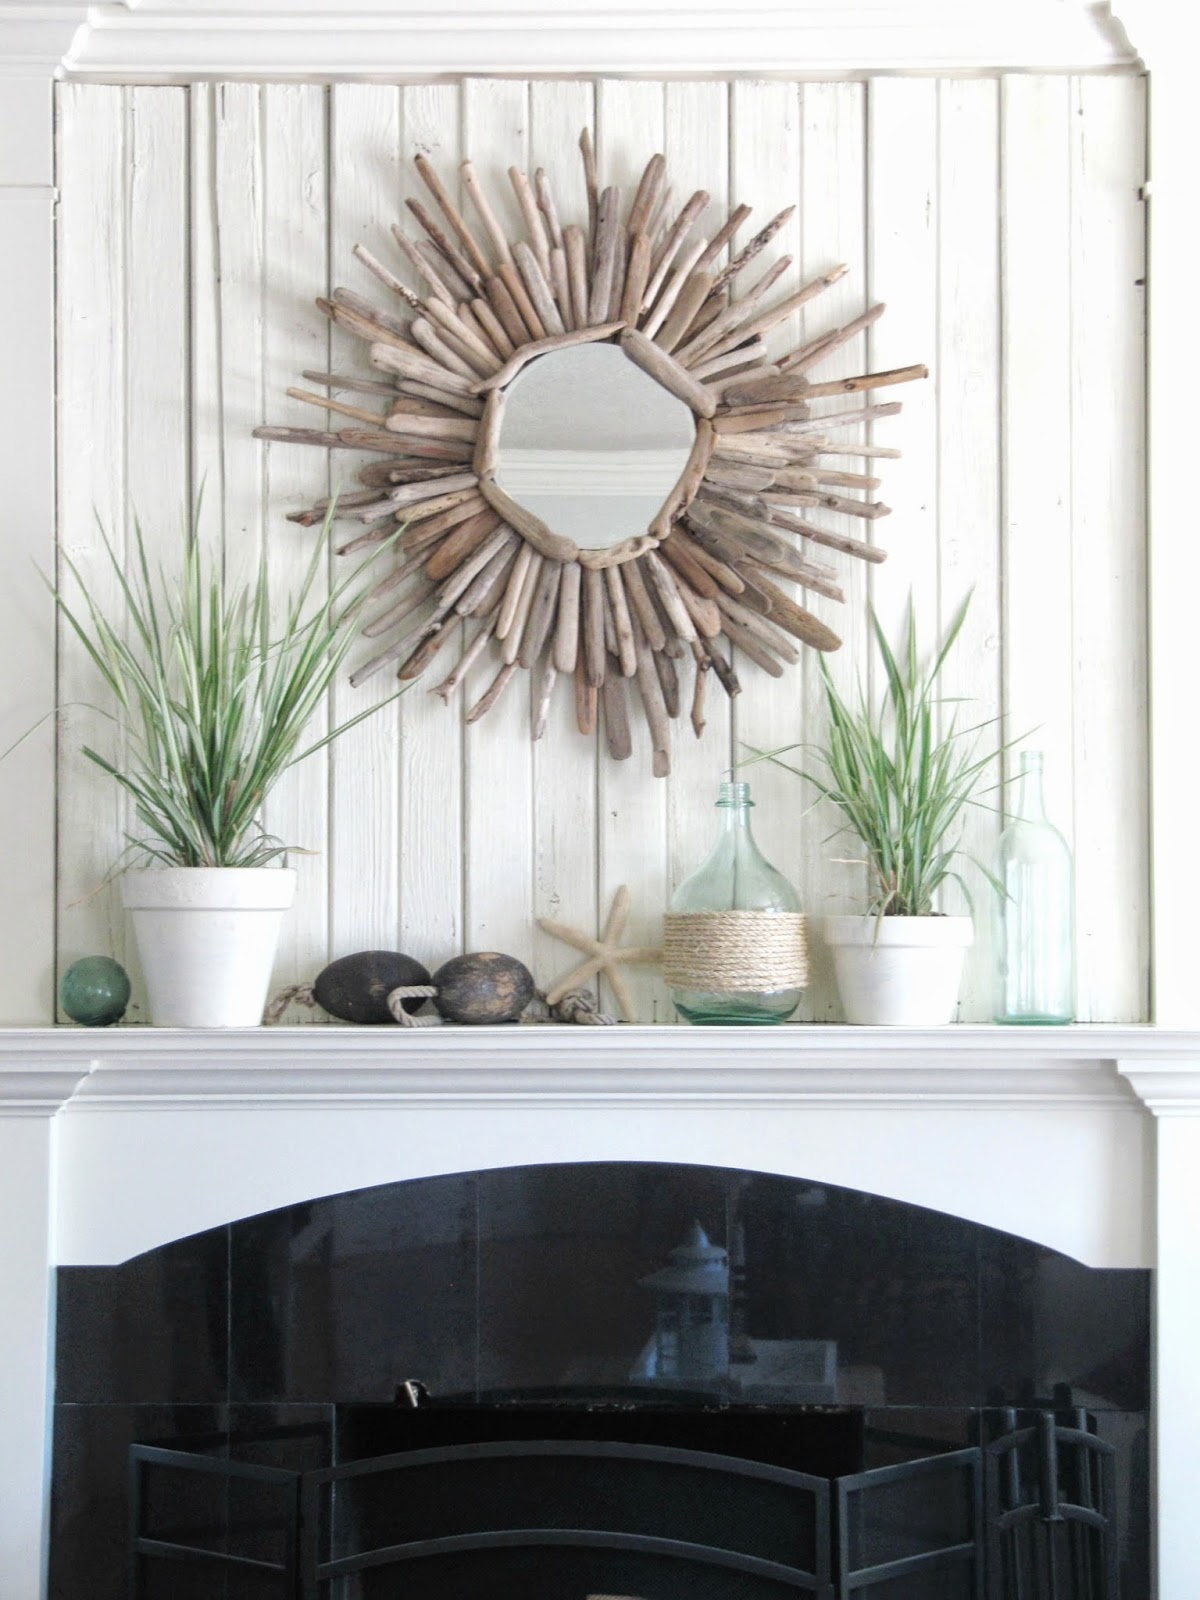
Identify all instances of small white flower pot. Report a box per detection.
[123,867,297,1027]
[818,914,974,1026]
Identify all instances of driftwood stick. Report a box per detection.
[714,405,810,435]
[722,372,814,406]
[809,441,903,461]
[496,543,535,641]
[606,224,628,322]
[576,535,658,572]
[389,225,454,305]
[647,181,674,247]
[286,388,387,428]
[619,328,716,419]
[641,237,709,340]
[535,167,565,250]
[694,265,850,367]
[641,550,698,644]
[416,240,472,305]
[430,613,498,703]
[771,400,904,436]
[410,316,478,380]
[478,475,580,563]
[364,545,439,604]
[456,541,519,617]
[714,589,801,663]
[287,488,380,527]
[655,648,681,719]
[710,205,797,294]
[519,558,563,669]
[652,417,716,540]
[742,548,845,603]
[815,468,883,490]
[635,634,672,778]
[397,619,464,686]
[424,299,503,375]
[588,186,622,326]
[386,476,481,521]
[696,634,740,699]
[438,526,518,612]
[502,550,544,665]
[601,668,633,761]
[550,247,574,332]
[466,661,519,723]
[414,152,492,280]
[604,564,637,678]
[460,161,514,267]
[253,424,388,453]
[620,560,666,653]
[781,301,887,375]
[696,202,753,269]
[383,410,478,443]
[331,286,414,343]
[579,127,599,248]
[659,534,720,599]
[575,658,598,737]
[509,166,552,276]
[351,242,422,308]
[655,268,717,355]
[675,254,794,365]
[583,566,608,688]
[484,275,530,348]
[767,506,888,564]
[531,656,559,741]
[686,500,793,567]
[669,566,722,638]
[732,569,842,651]
[690,340,770,384]
[497,259,547,341]
[470,296,516,359]
[396,381,484,419]
[368,340,477,396]
[704,459,778,492]
[472,388,506,479]
[803,362,929,399]
[406,197,485,297]
[766,489,891,522]
[514,240,566,336]
[627,152,667,239]
[477,323,624,395]
[563,224,591,334]
[361,577,437,639]
[644,190,711,309]
[301,369,397,399]
[423,508,502,582]
[716,609,788,677]
[668,526,745,594]
[689,647,708,736]
[318,295,410,352]
[553,562,582,674]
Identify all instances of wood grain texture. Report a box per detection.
[52,76,1150,1023]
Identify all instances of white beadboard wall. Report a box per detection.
[54,74,1148,1024]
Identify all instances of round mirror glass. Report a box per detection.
[495,343,696,552]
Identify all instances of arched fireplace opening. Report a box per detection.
[49,1161,1150,1598]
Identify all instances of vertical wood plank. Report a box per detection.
[1000,75,1076,917]
[663,80,733,955]
[1069,74,1148,1021]
[56,84,130,992]
[327,84,406,960]
[729,80,805,1004]
[936,78,1002,1020]
[528,79,600,999]
[461,78,536,969]
[595,77,671,1022]
[794,80,869,1019]
[261,84,331,995]
[398,83,466,971]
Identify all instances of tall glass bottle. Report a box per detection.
[994,751,1074,1024]
[668,781,804,1025]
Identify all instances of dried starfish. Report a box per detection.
[538,884,661,1023]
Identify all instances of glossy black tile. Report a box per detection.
[229,1173,477,1403]
[476,1162,730,1394]
[736,1175,982,1407]
[979,1232,1151,1410]
[49,1404,226,1600]
[55,1226,229,1404]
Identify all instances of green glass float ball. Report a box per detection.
[60,956,131,1027]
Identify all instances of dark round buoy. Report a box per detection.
[432,952,535,1024]
[314,950,431,1024]
[60,956,131,1027]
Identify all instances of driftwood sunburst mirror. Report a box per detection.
[256,133,928,776]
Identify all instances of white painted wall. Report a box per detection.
[54,74,1149,1023]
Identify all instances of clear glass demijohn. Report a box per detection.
[670,781,804,1025]
[994,750,1075,1024]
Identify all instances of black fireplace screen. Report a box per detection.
[127,1413,1117,1600]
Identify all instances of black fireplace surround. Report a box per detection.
[49,1161,1150,1598]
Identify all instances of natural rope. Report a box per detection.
[662,910,808,992]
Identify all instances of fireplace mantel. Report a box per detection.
[3,1023,1200,1596]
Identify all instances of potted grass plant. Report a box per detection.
[744,594,1009,1025]
[54,508,402,1027]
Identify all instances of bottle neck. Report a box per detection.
[717,781,754,837]
[1015,754,1048,822]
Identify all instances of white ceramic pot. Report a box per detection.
[818,914,974,1026]
[122,867,297,1027]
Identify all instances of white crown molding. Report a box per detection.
[1119,1057,1200,1114]
[0,1,1140,82]
[0,1058,94,1114]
